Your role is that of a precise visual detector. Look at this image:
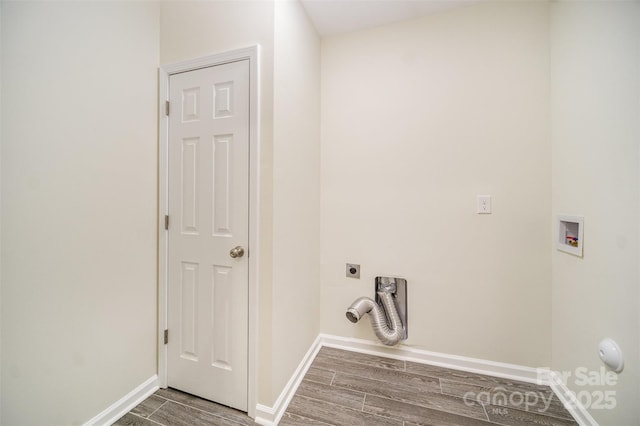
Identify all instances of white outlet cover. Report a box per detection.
[477,195,491,214]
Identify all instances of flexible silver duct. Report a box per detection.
[346,291,404,346]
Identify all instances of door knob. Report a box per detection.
[229,246,245,259]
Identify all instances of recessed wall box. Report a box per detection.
[557,215,584,257]
[374,277,408,340]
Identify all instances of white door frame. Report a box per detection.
[158,45,260,418]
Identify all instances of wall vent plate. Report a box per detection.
[375,276,408,340]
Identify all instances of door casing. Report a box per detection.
[158,45,260,418]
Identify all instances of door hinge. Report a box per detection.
[164,215,169,230]
[164,329,169,345]
[165,100,170,116]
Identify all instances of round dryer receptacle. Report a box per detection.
[598,338,624,373]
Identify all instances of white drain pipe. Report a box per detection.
[346,291,403,346]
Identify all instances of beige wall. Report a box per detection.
[550,2,640,424]
[160,0,277,405]
[1,2,320,422]
[0,3,3,420]
[160,0,321,406]
[272,0,321,402]
[3,0,638,423]
[0,2,160,424]
[320,1,552,367]
[0,3,3,421]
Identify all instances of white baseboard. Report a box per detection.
[254,335,323,426]
[81,338,590,426]
[253,334,591,426]
[549,371,599,426]
[84,375,159,426]
[321,336,595,424]
[319,334,551,385]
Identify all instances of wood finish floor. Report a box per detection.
[113,387,258,426]
[282,347,577,426]
[117,347,578,426]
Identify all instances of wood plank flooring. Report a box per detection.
[281,347,578,426]
[113,387,258,426]
[116,347,578,426]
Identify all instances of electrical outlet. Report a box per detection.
[477,195,491,214]
[346,263,360,279]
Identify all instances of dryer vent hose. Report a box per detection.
[346,291,403,346]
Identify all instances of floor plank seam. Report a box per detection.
[288,413,334,426]
[121,348,578,426]
[303,377,332,386]
[154,394,248,426]
[438,381,577,424]
[329,374,478,415]
[530,410,577,422]
[489,402,576,425]
[480,401,490,421]
[334,382,499,422]
[293,392,401,425]
[293,392,352,409]
[128,411,166,426]
[146,399,168,420]
[375,391,509,426]
[439,375,552,392]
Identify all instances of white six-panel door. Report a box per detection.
[167,59,249,411]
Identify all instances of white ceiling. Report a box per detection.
[300,0,481,38]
